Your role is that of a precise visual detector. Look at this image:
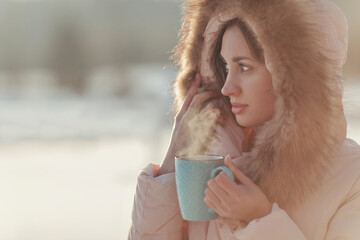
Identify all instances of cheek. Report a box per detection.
[249,74,276,115]
[259,81,276,116]
[263,92,276,115]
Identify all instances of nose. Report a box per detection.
[221,72,241,97]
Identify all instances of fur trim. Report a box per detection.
[171,0,347,210]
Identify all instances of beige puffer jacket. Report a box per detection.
[128,0,360,239]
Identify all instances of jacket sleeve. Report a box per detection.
[229,203,307,240]
[325,174,360,239]
[227,175,360,240]
[127,164,184,240]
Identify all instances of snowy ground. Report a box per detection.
[0,135,171,240]
[0,72,359,240]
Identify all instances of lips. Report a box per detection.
[231,102,248,114]
[231,102,248,107]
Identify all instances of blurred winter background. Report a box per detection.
[0,0,359,239]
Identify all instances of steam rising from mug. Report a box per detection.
[177,80,227,157]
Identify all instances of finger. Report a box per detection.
[214,171,239,196]
[204,187,221,206]
[225,155,253,186]
[207,178,231,201]
[203,196,218,214]
[176,73,202,120]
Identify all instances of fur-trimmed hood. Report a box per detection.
[171,0,349,210]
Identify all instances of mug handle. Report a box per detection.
[207,166,235,213]
[210,166,234,181]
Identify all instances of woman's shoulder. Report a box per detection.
[329,138,360,182]
[337,138,360,160]
[315,138,360,205]
[332,138,360,200]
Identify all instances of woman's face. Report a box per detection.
[220,25,276,128]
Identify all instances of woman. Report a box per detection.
[128,0,360,239]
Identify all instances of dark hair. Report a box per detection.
[210,18,264,121]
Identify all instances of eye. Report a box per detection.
[239,63,251,72]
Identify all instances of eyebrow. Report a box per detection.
[220,54,252,62]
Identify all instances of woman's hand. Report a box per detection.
[204,155,273,223]
[156,73,222,176]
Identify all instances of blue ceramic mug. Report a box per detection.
[175,155,234,221]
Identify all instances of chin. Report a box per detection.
[235,114,274,129]
[235,115,266,128]
[234,116,251,128]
